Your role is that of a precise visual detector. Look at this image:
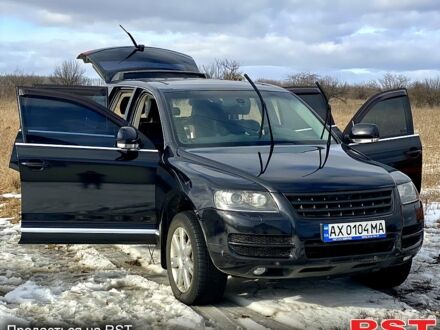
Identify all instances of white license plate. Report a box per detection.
[322,220,386,243]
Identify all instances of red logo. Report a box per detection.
[350,319,437,330]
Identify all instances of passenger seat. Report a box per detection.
[138,100,164,150]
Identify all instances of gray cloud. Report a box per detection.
[1,0,440,80]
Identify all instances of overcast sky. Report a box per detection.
[1,0,440,82]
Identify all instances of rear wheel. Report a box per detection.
[166,211,227,305]
[354,259,412,289]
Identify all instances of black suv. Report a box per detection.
[10,45,424,305]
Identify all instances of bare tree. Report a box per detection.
[318,75,348,101]
[286,72,320,86]
[378,73,410,90]
[201,59,242,81]
[50,60,88,85]
[286,72,347,101]
[0,69,46,99]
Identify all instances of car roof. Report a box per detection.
[112,78,288,93]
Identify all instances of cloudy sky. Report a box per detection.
[1,0,440,82]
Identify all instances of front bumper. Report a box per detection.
[198,194,424,279]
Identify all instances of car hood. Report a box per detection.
[184,144,395,193]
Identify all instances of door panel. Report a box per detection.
[343,89,422,191]
[16,88,160,244]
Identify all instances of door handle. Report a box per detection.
[20,160,47,171]
[405,149,422,158]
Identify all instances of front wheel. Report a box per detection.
[354,259,412,289]
[166,211,227,305]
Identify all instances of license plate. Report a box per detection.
[322,220,386,243]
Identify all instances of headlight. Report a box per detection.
[390,171,419,205]
[214,190,278,212]
[397,182,419,205]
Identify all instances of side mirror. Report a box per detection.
[116,126,140,151]
[349,123,380,144]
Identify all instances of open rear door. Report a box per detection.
[343,89,422,191]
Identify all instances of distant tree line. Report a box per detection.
[1,59,440,107]
[257,72,440,107]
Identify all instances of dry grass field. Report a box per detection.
[0,98,439,221]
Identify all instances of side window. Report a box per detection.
[359,97,410,138]
[110,88,134,118]
[20,96,119,147]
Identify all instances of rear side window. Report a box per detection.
[109,88,134,118]
[359,97,409,138]
[20,96,119,146]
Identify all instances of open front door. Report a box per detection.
[33,85,108,107]
[343,89,422,191]
[16,88,160,244]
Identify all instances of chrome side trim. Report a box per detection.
[349,134,419,146]
[21,227,159,235]
[15,142,158,153]
[28,129,114,138]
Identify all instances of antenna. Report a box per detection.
[119,25,145,62]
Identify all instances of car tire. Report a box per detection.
[166,211,227,305]
[354,259,412,289]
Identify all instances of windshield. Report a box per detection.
[164,90,333,147]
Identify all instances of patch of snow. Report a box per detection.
[116,244,165,276]
[1,193,21,199]
[0,304,29,329]
[394,202,440,312]
[0,216,206,329]
[4,281,56,304]
[226,278,424,329]
[237,317,269,330]
[70,245,116,270]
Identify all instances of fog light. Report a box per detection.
[403,255,412,262]
[253,267,266,276]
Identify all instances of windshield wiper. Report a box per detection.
[119,25,145,63]
[243,74,275,176]
[315,81,332,169]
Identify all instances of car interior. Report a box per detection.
[132,94,164,151]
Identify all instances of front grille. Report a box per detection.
[304,236,395,259]
[228,234,293,258]
[229,245,293,258]
[229,234,293,246]
[286,189,393,218]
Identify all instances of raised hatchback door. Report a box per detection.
[15,88,160,244]
[77,46,204,83]
[343,89,422,191]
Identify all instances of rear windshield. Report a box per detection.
[164,90,332,147]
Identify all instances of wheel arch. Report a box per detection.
[159,190,198,269]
